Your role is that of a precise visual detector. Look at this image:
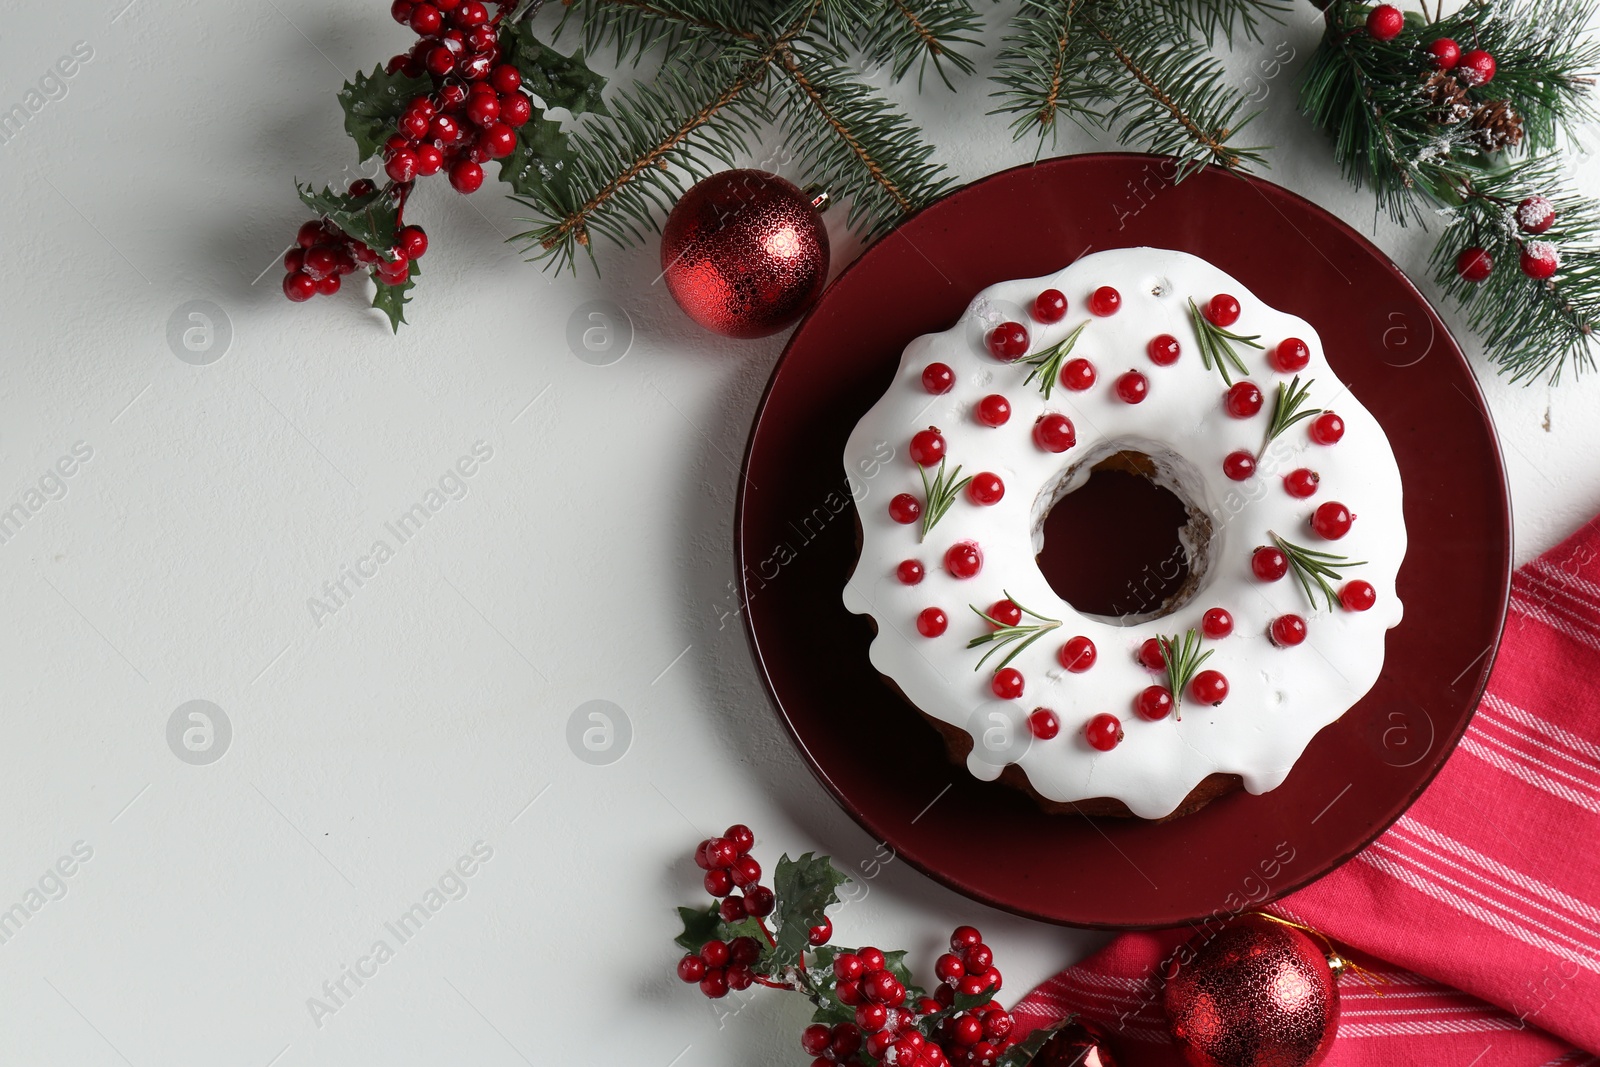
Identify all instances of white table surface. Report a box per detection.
[2,2,1597,1064]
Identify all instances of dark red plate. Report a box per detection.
[735,154,1511,928]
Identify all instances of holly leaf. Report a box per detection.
[496,112,577,199]
[500,23,608,117]
[913,985,996,1037]
[339,65,431,162]
[295,181,399,255]
[766,852,848,975]
[674,903,721,953]
[371,259,418,333]
[995,1017,1075,1067]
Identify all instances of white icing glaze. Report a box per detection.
[842,248,1406,819]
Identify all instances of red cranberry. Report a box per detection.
[1312,501,1354,539]
[1059,635,1096,672]
[743,884,774,915]
[986,321,1030,361]
[888,494,922,524]
[1458,48,1496,86]
[1033,289,1068,322]
[1061,358,1096,391]
[917,607,948,637]
[703,869,732,896]
[448,159,484,193]
[1137,637,1165,670]
[1028,708,1060,739]
[977,394,1011,427]
[700,971,729,998]
[1148,334,1181,365]
[1084,713,1123,750]
[945,541,983,579]
[1225,381,1264,418]
[1206,294,1241,327]
[922,363,955,393]
[1034,413,1076,452]
[1190,670,1229,705]
[953,1016,984,1046]
[856,1004,889,1032]
[677,954,706,982]
[283,271,317,302]
[834,953,865,980]
[1223,451,1257,481]
[1427,36,1460,69]
[1366,4,1403,41]
[967,472,1005,505]
[1341,580,1377,611]
[1115,371,1149,404]
[802,1024,832,1056]
[986,599,1022,628]
[1456,246,1493,282]
[949,926,983,952]
[1252,546,1288,581]
[808,917,832,946]
[700,939,731,968]
[896,560,925,585]
[1136,686,1173,721]
[725,824,754,853]
[909,428,946,466]
[1284,468,1320,498]
[1310,412,1345,444]
[1273,337,1311,373]
[1270,614,1308,647]
[991,667,1024,700]
[1517,196,1556,235]
[1202,607,1233,638]
[1089,286,1121,316]
[1521,243,1559,280]
[934,953,965,984]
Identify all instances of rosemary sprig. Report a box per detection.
[1271,531,1367,612]
[1187,298,1262,385]
[1257,376,1323,459]
[967,593,1062,672]
[918,459,972,542]
[1158,628,1213,720]
[1020,321,1089,399]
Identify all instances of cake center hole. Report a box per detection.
[1036,452,1192,622]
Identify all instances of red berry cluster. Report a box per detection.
[283,208,430,302]
[678,933,763,999]
[381,0,530,194]
[695,823,774,930]
[282,0,532,303]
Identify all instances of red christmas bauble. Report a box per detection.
[660,169,829,338]
[1163,914,1340,1067]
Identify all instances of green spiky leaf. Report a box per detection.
[371,259,419,333]
[766,852,848,975]
[503,24,610,117]
[338,65,432,163]
[497,112,579,199]
[296,181,400,254]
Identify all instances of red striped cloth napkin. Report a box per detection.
[1012,515,1600,1067]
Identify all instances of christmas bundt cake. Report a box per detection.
[842,247,1406,820]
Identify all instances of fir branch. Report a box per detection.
[771,43,954,234]
[1187,298,1261,384]
[1084,6,1268,175]
[967,594,1062,672]
[1257,375,1322,457]
[1129,0,1290,47]
[1158,628,1212,719]
[859,0,985,90]
[561,0,763,64]
[1271,531,1366,612]
[1020,321,1088,399]
[509,48,772,270]
[989,1,1101,140]
[1430,160,1600,382]
[919,459,972,540]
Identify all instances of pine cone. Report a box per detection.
[1470,99,1525,152]
[1421,71,1472,124]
